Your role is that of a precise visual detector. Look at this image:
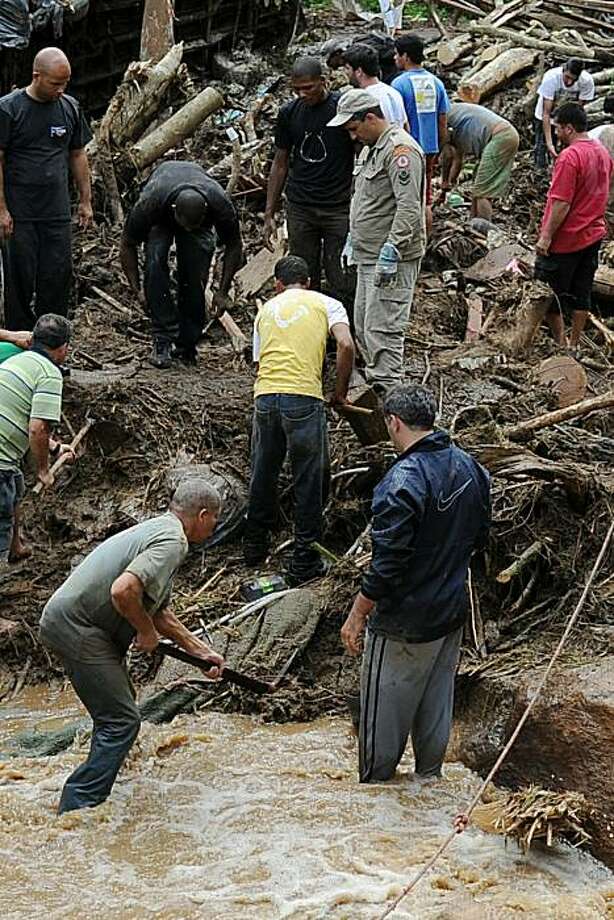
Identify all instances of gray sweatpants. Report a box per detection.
[354,259,421,393]
[359,626,463,783]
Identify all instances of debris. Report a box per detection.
[236,241,286,298]
[493,786,593,850]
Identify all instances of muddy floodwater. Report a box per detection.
[0,687,612,919]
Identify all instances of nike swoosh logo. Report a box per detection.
[436,478,472,513]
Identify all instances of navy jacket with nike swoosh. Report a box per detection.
[362,430,490,643]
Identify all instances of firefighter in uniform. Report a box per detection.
[328,88,426,393]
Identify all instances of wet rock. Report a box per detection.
[450,657,614,868]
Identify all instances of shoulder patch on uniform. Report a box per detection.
[393,144,413,158]
[396,154,411,169]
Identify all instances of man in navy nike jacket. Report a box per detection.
[341,384,490,783]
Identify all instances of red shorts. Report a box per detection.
[425,154,437,206]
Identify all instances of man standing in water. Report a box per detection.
[39,480,225,813]
[341,385,490,784]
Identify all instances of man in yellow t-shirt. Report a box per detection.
[245,255,355,584]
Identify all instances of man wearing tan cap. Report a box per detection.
[329,89,426,393]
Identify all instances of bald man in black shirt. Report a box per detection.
[120,161,243,368]
[0,47,92,329]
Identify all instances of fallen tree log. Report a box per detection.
[592,67,614,85]
[437,33,473,66]
[109,43,184,148]
[475,445,595,510]
[505,391,614,441]
[507,279,553,353]
[466,22,602,60]
[130,86,224,169]
[459,47,538,103]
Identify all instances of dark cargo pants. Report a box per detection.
[144,223,215,351]
[54,652,141,813]
[359,626,463,783]
[2,220,72,329]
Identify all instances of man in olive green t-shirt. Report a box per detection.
[39,478,225,814]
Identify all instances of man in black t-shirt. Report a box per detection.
[120,161,243,369]
[0,47,92,330]
[264,57,355,311]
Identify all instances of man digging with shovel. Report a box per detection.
[39,479,225,814]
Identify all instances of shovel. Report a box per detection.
[158,641,277,695]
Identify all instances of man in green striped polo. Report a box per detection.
[0,313,73,564]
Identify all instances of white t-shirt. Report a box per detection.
[364,80,407,129]
[589,124,614,159]
[535,66,595,119]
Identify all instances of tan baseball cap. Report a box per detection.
[327,88,380,127]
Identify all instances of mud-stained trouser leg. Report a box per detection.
[58,656,141,813]
[354,260,420,394]
[359,627,462,783]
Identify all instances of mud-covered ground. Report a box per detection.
[0,12,613,721]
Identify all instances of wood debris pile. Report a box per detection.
[493,785,594,850]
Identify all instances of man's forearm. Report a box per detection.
[120,238,140,290]
[335,343,354,400]
[153,608,214,657]
[219,239,243,295]
[541,199,571,240]
[265,158,288,218]
[543,112,554,150]
[28,420,51,476]
[0,157,7,210]
[70,150,92,205]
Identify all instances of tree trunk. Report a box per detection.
[437,33,473,66]
[140,0,175,63]
[467,22,604,61]
[130,87,224,169]
[505,392,614,440]
[114,44,184,147]
[459,47,538,103]
[507,279,553,354]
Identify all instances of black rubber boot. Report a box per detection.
[149,339,173,369]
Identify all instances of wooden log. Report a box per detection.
[505,391,614,440]
[466,22,600,60]
[508,280,552,354]
[140,0,175,63]
[209,139,268,180]
[112,44,184,147]
[130,87,224,169]
[458,47,539,103]
[592,67,614,85]
[475,445,594,510]
[437,33,473,66]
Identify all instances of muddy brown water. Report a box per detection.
[0,686,613,919]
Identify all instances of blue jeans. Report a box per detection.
[0,468,24,562]
[247,394,330,574]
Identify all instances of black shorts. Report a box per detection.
[534,241,601,315]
